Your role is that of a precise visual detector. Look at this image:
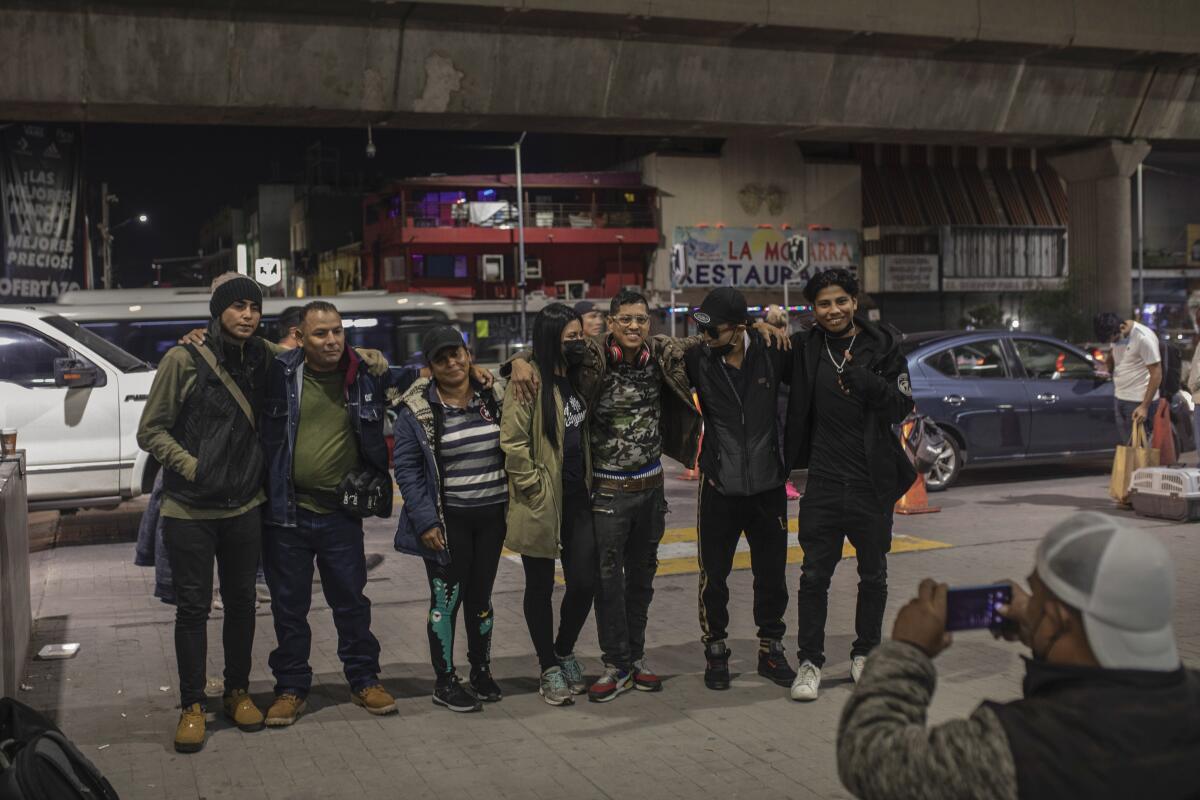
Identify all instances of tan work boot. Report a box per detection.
[174,703,206,753]
[352,684,397,716]
[265,692,307,727]
[222,689,265,732]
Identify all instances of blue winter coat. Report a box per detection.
[391,377,503,565]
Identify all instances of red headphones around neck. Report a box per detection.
[606,335,651,369]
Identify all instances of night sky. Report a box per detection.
[81,124,664,288]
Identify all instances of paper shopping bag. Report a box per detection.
[1109,423,1160,504]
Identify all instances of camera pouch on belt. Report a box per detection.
[334,471,390,518]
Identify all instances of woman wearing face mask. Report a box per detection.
[500,303,595,706]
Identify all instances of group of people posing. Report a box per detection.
[137,266,918,754]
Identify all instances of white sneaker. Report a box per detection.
[790,660,821,702]
[850,655,867,684]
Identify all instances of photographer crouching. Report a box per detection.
[837,512,1200,800]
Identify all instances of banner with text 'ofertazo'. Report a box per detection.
[673,227,859,288]
[0,123,85,303]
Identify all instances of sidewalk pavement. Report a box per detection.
[16,462,1199,799]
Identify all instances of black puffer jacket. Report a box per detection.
[162,322,268,510]
[784,317,916,506]
[685,330,787,496]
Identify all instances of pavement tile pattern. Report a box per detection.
[16,462,1200,799]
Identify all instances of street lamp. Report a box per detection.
[97,181,149,288]
[463,133,529,340]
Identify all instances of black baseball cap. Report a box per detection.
[574,300,596,316]
[692,287,749,328]
[421,325,467,363]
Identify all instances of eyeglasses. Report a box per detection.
[698,323,720,338]
[613,314,650,327]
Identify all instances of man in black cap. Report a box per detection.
[573,300,606,338]
[684,287,796,692]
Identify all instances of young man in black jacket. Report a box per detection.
[684,287,796,691]
[783,269,916,701]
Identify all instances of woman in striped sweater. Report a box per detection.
[392,325,507,713]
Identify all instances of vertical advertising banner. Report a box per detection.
[0,123,85,302]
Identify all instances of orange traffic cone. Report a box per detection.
[895,473,940,515]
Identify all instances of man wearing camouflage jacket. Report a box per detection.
[508,288,702,703]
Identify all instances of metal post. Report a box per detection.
[670,286,677,337]
[100,182,112,289]
[515,132,528,342]
[1136,163,1144,318]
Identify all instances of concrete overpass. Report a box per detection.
[4,0,1198,318]
[2,0,1199,145]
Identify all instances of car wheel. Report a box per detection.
[924,435,961,492]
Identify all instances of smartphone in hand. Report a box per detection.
[945,584,1013,632]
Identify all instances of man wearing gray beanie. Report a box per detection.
[837,512,1199,800]
[137,273,391,753]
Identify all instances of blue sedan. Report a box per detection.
[903,330,1121,490]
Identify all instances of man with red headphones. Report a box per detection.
[507,288,702,702]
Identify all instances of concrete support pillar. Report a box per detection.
[1048,140,1150,322]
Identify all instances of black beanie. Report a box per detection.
[209,275,263,318]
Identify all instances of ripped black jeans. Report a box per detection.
[591,485,667,672]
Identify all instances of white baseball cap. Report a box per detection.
[1036,512,1180,672]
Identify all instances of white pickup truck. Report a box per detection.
[0,306,158,510]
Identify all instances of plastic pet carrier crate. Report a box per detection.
[1129,467,1200,522]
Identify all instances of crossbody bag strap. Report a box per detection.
[194,343,256,429]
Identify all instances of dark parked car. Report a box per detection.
[904,330,1139,490]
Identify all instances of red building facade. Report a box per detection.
[362,172,659,300]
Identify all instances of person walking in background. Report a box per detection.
[687,289,795,692]
[501,304,596,706]
[783,269,915,702]
[258,302,418,727]
[764,304,800,501]
[1094,312,1161,443]
[837,512,1200,800]
[273,305,304,349]
[574,300,606,338]
[392,326,508,713]
[1186,291,1200,461]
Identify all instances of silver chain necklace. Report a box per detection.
[824,327,858,374]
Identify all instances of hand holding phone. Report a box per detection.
[945,584,1013,632]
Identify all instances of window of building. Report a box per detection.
[411,254,468,280]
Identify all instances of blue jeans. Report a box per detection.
[1114,398,1154,445]
[262,507,381,697]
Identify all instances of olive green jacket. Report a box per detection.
[500,372,591,559]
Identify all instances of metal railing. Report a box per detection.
[408,201,654,230]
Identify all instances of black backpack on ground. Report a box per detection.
[0,698,119,800]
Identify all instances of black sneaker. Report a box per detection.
[433,676,482,713]
[757,640,797,687]
[469,667,502,702]
[704,642,731,690]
